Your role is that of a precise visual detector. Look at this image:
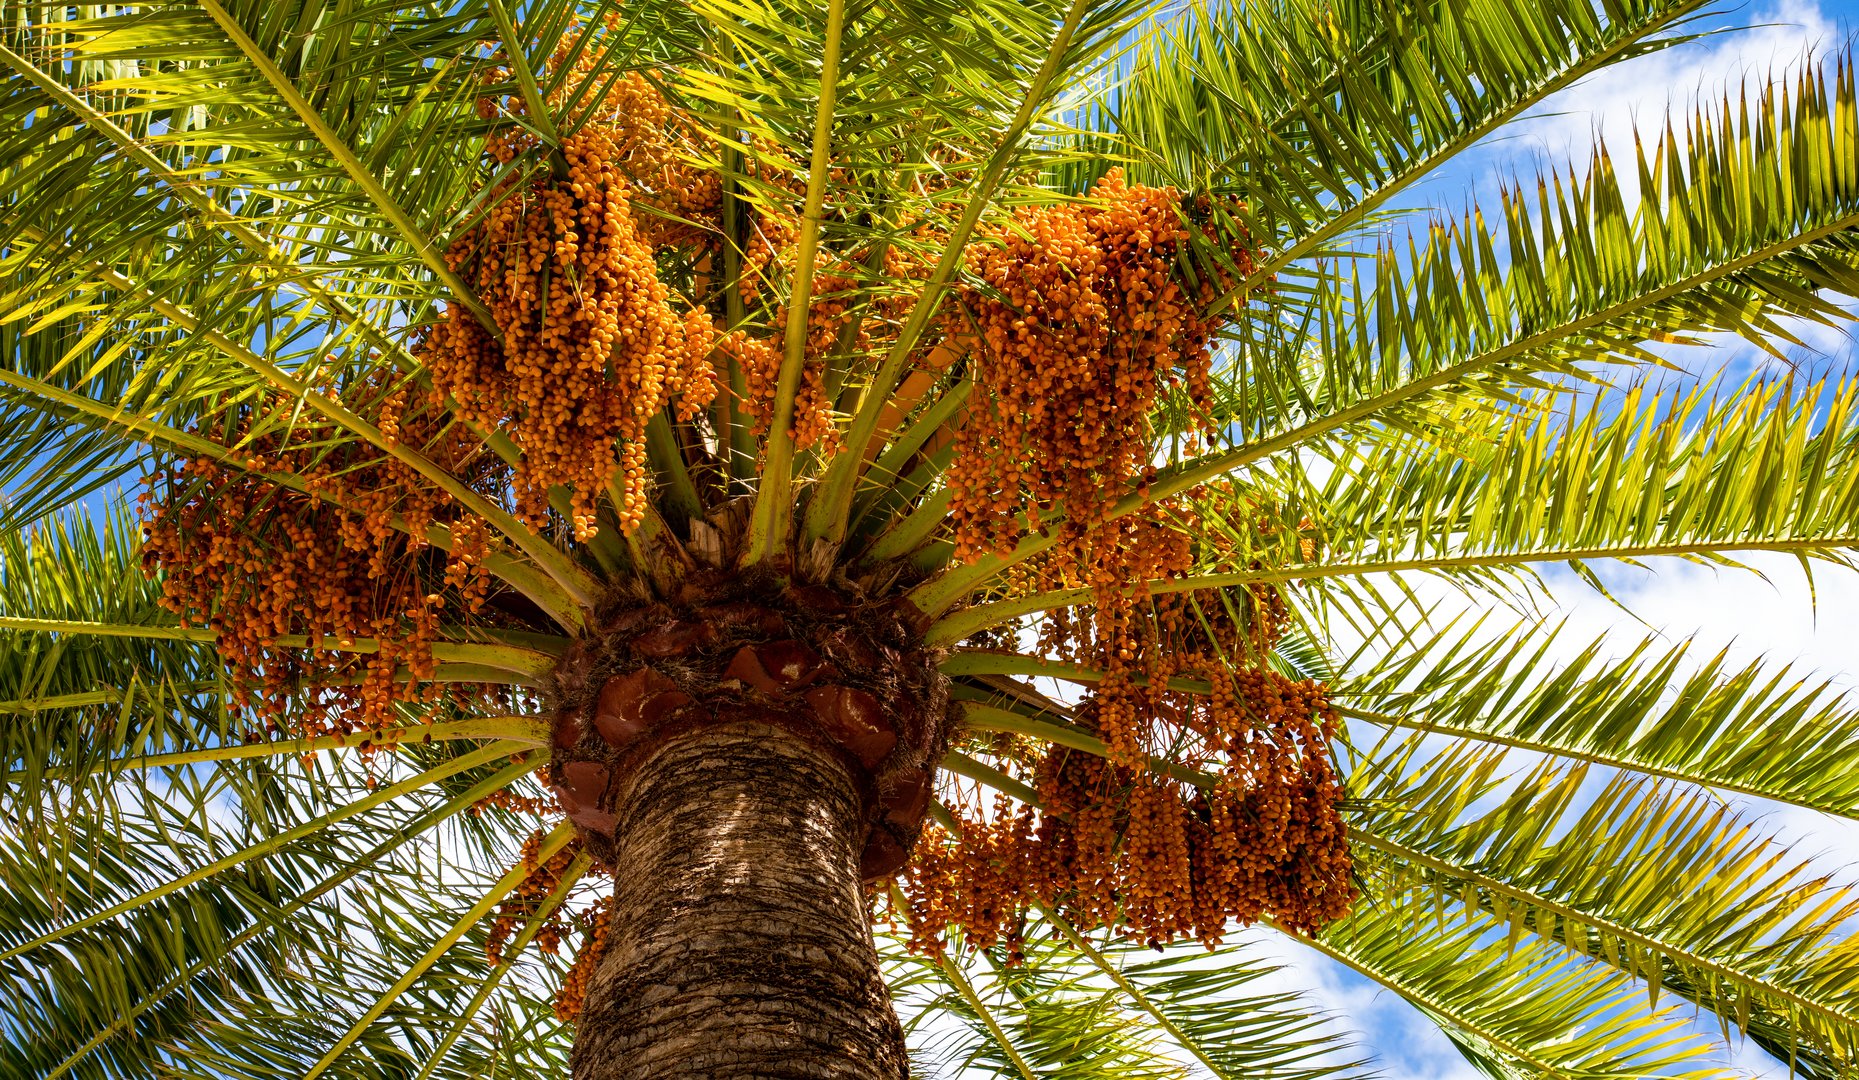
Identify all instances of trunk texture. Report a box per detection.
[570,717,909,1080]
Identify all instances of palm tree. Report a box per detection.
[4,0,1859,1075]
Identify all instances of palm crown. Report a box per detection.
[5,0,1859,1076]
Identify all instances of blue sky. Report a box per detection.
[1254,2,1859,1075]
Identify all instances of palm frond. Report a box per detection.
[1338,613,1859,819]
[1303,378,1859,584]
[1099,0,1715,289]
[0,507,223,819]
[1302,886,1739,1079]
[892,913,1361,1080]
[24,760,541,1080]
[1349,737,1859,1074]
[1037,906,1367,1080]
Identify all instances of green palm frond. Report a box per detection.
[300,823,576,1079]
[1038,908,1366,1080]
[894,915,1360,1080]
[142,828,577,1080]
[1304,885,1740,1080]
[0,501,557,1077]
[0,4,485,350]
[0,508,223,818]
[24,765,537,1080]
[938,369,1859,640]
[1338,614,1859,818]
[1306,378,1859,584]
[1349,738,1859,1075]
[6,0,500,299]
[1202,56,1859,483]
[1060,0,1726,466]
[1,781,323,1079]
[1097,0,1714,274]
[943,639,1859,1075]
[0,737,546,1078]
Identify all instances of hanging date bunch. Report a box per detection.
[896,172,1350,955]
[944,168,1252,564]
[1037,487,1287,764]
[899,584,1354,954]
[137,377,500,737]
[421,39,720,540]
[944,170,1261,758]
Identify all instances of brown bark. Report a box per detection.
[570,717,909,1080]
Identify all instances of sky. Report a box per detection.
[1252,2,1859,1075]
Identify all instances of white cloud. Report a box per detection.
[1535,555,1859,690]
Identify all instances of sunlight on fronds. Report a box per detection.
[4,0,1859,1074]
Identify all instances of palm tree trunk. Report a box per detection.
[570,717,909,1079]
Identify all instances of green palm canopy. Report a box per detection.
[4,0,1859,1076]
